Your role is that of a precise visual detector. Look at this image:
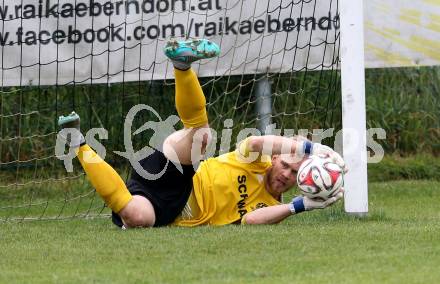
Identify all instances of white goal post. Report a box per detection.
[340,0,369,215]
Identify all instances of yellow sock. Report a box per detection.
[175,68,208,128]
[77,144,132,213]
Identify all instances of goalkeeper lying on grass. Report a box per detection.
[58,39,344,228]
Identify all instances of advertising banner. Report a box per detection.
[0,0,438,86]
[0,0,339,85]
[365,0,440,68]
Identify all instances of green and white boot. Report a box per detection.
[164,38,220,70]
[57,111,85,148]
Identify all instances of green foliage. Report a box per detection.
[1,68,343,169]
[0,180,439,283]
[368,154,440,182]
[365,66,440,155]
[1,66,438,170]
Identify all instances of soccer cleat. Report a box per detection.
[57,111,84,147]
[58,111,80,130]
[164,39,220,66]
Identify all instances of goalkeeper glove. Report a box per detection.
[300,141,347,173]
[289,189,344,214]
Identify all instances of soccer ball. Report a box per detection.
[297,155,344,200]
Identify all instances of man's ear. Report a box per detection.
[271,154,279,163]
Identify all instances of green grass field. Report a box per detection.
[1,179,439,284]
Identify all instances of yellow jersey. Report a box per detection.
[173,150,280,226]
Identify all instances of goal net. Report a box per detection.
[0,0,341,221]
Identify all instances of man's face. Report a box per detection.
[266,155,306,197]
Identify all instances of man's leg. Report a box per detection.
[58,113,155,228]
[163,68,210,165]
[77,145,156,227]
[162,39,220,165]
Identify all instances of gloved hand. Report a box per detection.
[289,189,344,214]
[301,141,347,173]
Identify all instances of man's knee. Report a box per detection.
[119,195,156,228]
[123,211,154,228]
[163,126,211,165]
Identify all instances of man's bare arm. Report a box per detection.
[239,136,347,171]
[244,135,303,156]
[241,191,344,225]
[241,204,292,225]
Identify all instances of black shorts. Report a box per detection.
[112,149,195,227]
